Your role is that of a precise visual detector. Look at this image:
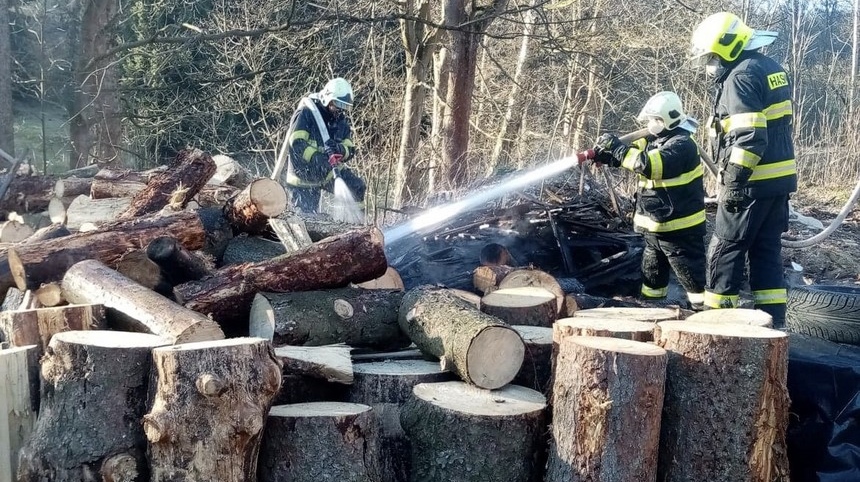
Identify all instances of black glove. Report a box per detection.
[592,149,617,167]
[593,133,625,167]
[324,139,345,157]
[721,187,752,213]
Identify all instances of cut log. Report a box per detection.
[401,382,547,481]
[53,177,93,198]
[197,206,235,261]
[250,288,409,350]
[479,242,514,266]
[145,338,282,482]
[47,197,67,224]
[210,154,254,189]
[62,260,224,343]
[0,221,33,243]
[1,286,25,311]
[448,288,481,307]
[346,360,454,482]
[118,148,216,220]
[300,215,361,241]
[91,168,147,183]
[146,236,214,285]
[553,317,657,343]
[224,178,287,234]
[0,303,106,355]
[572,306,684,323]
[275,344,353,384]
[25,223,71,243]
[472,264,515,294]
[34,282,65,307]
[480,286,557,327]
[90,176,146,199]
[398,287,525,389]
[562,293,642,315]
[175,227,388,329]
[0,175,54,214]
[545,336,667,482]
[61,164,100,178]
[512,325,553,393]
[115,249,170,294]
[0,345,36,482]
[357,266,405,290]
[655,321,790,481]
[258,403,380,482]
[221,234,285,265]
[684,308,772,328]
[499,267,565,314]
[17,331,168,482]
[194,184,240,208]
[64,194,132,230]
[9,209,207,290]
[268,216,313,253]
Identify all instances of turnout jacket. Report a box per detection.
[710,50,797,198]
[620,129,705,234]
[286,97,356,188]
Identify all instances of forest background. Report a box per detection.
[0,0,858,223]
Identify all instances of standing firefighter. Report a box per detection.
[690,12,797,326]
[284,77,366,213]
[592,91,706,309]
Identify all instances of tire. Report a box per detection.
[786,285,860,345]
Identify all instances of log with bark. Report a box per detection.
[53,177,93,198]
[572,306,685,323]
[33,282,63,307]
[0,345,36,481]
[479,242,514,266]
[472,265,515,294]
[18,331,168,482]
[63,260,224,343]
[115,250,169,294]
[175,226,388,330]
[0,221,34,243]
[553,317,657,343]
[275,344,353,384]
[221,234,286,265]
[145,338,282,482]
[398,287,525,390]
[0,175,54,215]
[9,209,207,290]
[357,266,405,290]
[25,223,71,242]
[118,148,216,220]
[0,303,107,355]
[545,336,667,482]
[258,403,380,482]
[655,321,790,481]
[512,325,553,393]
[401,381,547,482]
[223,178,287,234]
[89,170,146,199]
[146,235,214,285]
[498,267,566,314]
[194,184,240,209]
[1,286,26,311]
[64,195,132,230]
[210,154,254,189]
[480,286,557,327]
[250,288,408,350]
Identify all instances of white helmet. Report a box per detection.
[319,77,354,111]
[637,91,687,133]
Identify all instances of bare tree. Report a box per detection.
[0,0,13,159]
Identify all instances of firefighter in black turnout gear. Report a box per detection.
[285,77,366,213]
[690,12,797,326]
[593,91,706,309]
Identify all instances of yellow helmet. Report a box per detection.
[690,12,754,63]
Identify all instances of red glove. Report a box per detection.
[328,154,343,167]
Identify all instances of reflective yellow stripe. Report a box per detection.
[729,147,760,168]
[301,146,317,162]
[621,147,643,170]
[632,138,647,149]
[753,289,787,305]
[633,209,705,233]
[687,292,704,304]
[749,159,797,182]
[764,100,792,120]
[343,138,355,148]
[704,291,739,309]
[641,285,668,298]
[721,112,767,132]
[290,130,310,143]
[647,150,663,179]
[638,165,703,189]
[286,169,336,188]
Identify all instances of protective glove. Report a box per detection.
[591,149,618,167]
[592,133,625,167]
[324,139,345,157]
[721,187,752,213]
[328,153,344,168]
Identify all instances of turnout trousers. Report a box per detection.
[288,168,366,214]
[705,194,790,326]
[640,226,706,307]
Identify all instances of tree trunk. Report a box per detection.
[0,0,13,160]
[275,344,353,384]
[63,259,224,343]
[146,236,214,285]
[511,325,553,393]
[174,227,387,330]
[656,321,790,481]
[17,331,167,482]
[0,346,34,482]
[545,336,667,482]
[399,287,524,389]
[90,176,146,199]
[347,360,455,482]
[401,381,547,482]
[480,286,557,327]
[8,209,206,290]
[250,288,409,350]
[145,338,282,482]
[117,148,216,219]
[258,403,381,482]
[223,178,287,234]
[64,194,132,230]
[0,303,106,355]
[53,177,93,198]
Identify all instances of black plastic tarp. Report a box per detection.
[787,333,860,481]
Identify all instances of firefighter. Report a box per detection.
[285,77,366,213]
[592,91,706,309]
[690,12,797,326]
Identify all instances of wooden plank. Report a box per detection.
[0,345,36,481]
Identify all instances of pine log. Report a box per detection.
[0,175,54,215]
[18,331,168,482]
[194,184,240,208]
[118,148,216,220]
[553,317,657,343]
[0,221,34,243]
[480,286,557,327]
[210,154,254,189]
[258,403,380,482]
[268,216,313,253]
[398,287,525,389]
[224,178,287,234]
[197,206,234,261]
[33,282,65,307]
[448,288,481,307]
[145,338,282,482]
[401,382,547,482]
[655,321,790,481]
[8,209,207,290]
[300,215,361,241]
[62,260,224,343]
[472,265,515,294]
[562,293,642,315]
[146,236,213,285]
[357,266,405,290]
[175,226,388,330]
[26,223,71,242]
[499,267,565,314]
[61,164,100,178]
[221,234,285,265]
[0,303,106,355]
[91,168,147,183]
[512,325,553,393]
[115,249,171,295]
[684,308,773,328]
[0,345,36,482]
[275,344,353,384]
[250,288,409,350]
[90,176,146,199]
[53,177,93,198]
[572,306,684,323]
[545,336,667,482]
